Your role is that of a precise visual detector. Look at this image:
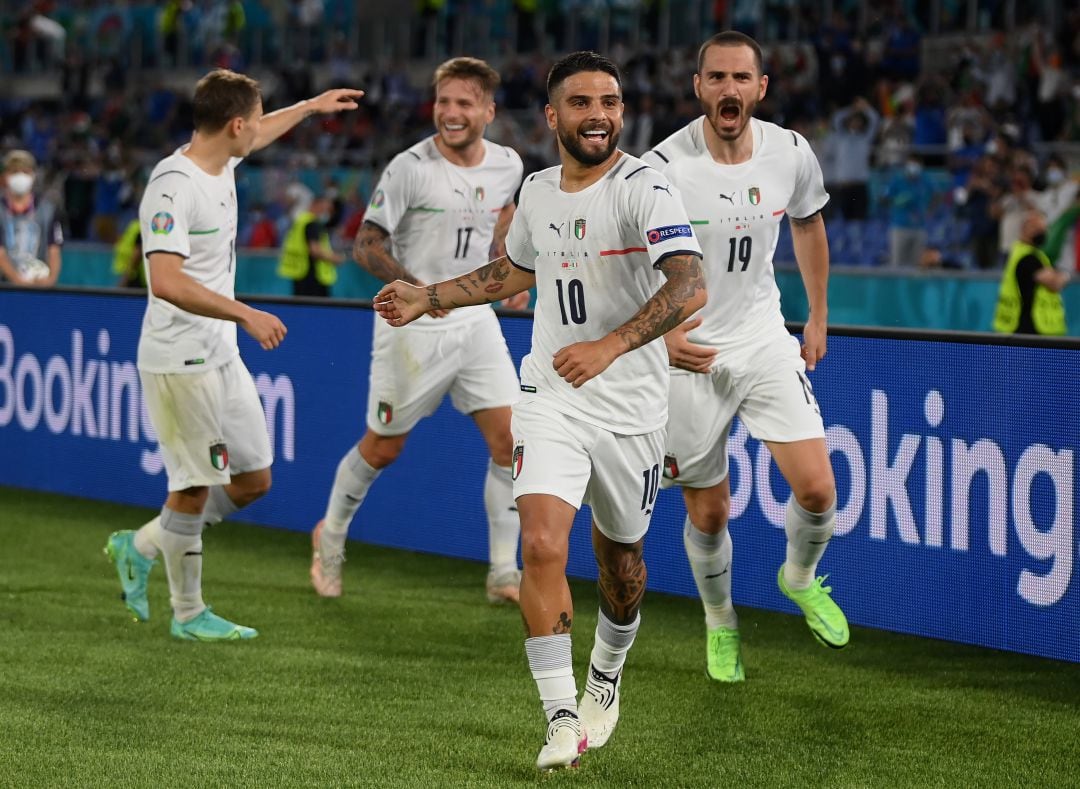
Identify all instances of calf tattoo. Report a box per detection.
[553,611,573,635]
[597,550,647,625]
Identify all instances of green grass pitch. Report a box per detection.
[1,485,1077,787]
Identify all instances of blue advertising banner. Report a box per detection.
[0,288,1076,662]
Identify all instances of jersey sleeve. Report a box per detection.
[639,148,669,173]
[626,170,702,268]
[364,157,415,235]
[140,172,193,259]
[504,184,535,271]
[788,131,830,220]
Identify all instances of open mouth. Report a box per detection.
[443,123,467,132]
[719,104,740,122]
[581,128,609,143]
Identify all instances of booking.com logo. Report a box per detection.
[0,324,295,475]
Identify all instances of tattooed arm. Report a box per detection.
[552,253,706,389]
[489,203,532,311]
[373,256,536,326]
[353,221,420,285]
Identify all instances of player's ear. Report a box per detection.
[545,104,556,131]
[759,74,769,101]
[485,100,495,125]
[693,73,702,100]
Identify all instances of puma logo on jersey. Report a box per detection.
[549,222,565,237]
[162,192,175,203]
[453,188,467,199]
[652,184,672,195]
[718,192,735,204]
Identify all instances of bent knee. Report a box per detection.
[793,480,836,515]
[360,433,406,468]
[521,529,568,567]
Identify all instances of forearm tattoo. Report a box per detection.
[354,222,419,285]
[614,254,705,352]
[597,550,647,625]
[428,257,515,310]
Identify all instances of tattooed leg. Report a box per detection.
[517,493,577,637]
[592,525,646,625]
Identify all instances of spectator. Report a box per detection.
[992,165,1042,263]
[993,210,1071,335]
[827,97,880,220]
[1040,154,1079,269]
[276,194,344,297]
[960,157,1005,270]
[245,204,278,249]
[112,216,145,288]
[0,149,63,287]
[882,152,937,267]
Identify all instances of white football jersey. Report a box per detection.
[642,117,828,349]
[366,136,523,329]
[506,153,703,435]
[137,149,242,374]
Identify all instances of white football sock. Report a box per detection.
[484,461,520,575]
[322,447,382,554]
[683,517,737,629]
[589,611,639,676]
[525,634,577,721]
[133,515,162,560]
[782,497,837,590]
[201,485,239,527]
[159,506,206,622]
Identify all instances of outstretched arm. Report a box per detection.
[374,256,536,326]
[252,89,364,151]
[790,211,829,370]
[554,253,706,388]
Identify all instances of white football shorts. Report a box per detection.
[140,357,273,491]
[663,331,825,489]
[511,398,665,544]
[366,309,519,436]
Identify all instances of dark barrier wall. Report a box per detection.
[1,288,1077,662]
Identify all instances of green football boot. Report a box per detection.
[777,565,850,649]
[104,530,155,622]
[706,626,745,682]
[171,607,258,641]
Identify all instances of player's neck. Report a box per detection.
[703,118,754,165]
[183,134,233,176]
[559,149,623,193]
[434,135,485,168]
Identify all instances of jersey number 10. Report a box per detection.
[556,278,587,325]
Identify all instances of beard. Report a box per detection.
[705,94,759,140]
[558,121,621,166]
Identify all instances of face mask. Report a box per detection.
[1046,169,1065,185]
[905,162,922,176]
[1031,232,1047,248]
[6,172,34,196]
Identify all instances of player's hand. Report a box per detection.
[553,335,622,388]
[801,316,827,371]
[374,280,430,326]
[500,290,531,311]
[242,308,287,350]
[307,88,365,114]
[664,317,716,373]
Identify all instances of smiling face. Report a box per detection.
[694,43,768,142]
[546,70,623,167]
[433,76,494,151]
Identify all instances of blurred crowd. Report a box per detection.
[1,0,1079,275]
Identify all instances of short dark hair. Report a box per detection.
[433,56,501,96]
[547,51,622,101]
[697,31,764,75]
[192,69,261,133]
